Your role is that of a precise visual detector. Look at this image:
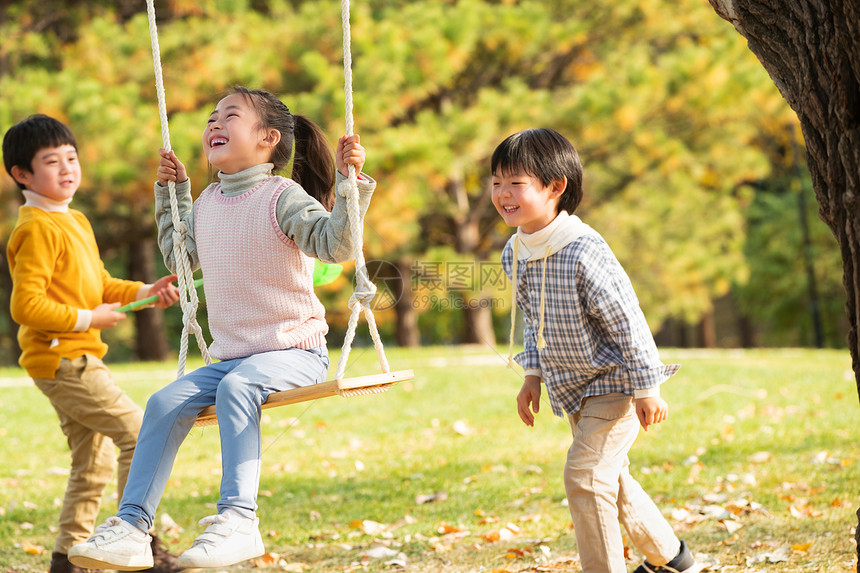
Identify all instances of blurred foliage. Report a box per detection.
[0,0,847,361]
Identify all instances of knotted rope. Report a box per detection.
[145,0,212,377]
[144,0,386,381]
[333,0,390,381]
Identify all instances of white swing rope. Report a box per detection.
[144,0,387,382]
[334,0,390,381]
[145,0,212,378]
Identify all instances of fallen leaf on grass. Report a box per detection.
[719,533,741,546]
[250,552,280,567]
[21,542,44,555]
[482,464,509,473]
[746,545,790,565]
[504,547,530,559]
[789,504,823,518]
[385,554,408,568]
[437,522,467,534]
[483,523,521,543]
[364,545,399,559]
[518,513,542,523]
[351,519,388,536]
[158,513,183,537]
[452,420,475,435]
[280,564,310,573]
[812,451,842,465]
[534,554,580,571]
[748,451,771,463]
[720,519,743,534]
[791,541,814,552]
[416,491,448,504]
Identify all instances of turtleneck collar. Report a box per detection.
[22,189,72,213]
[218,163,274,196]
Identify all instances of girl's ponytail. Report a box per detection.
[292,115,335,211]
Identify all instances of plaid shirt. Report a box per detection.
[502,233,679,417]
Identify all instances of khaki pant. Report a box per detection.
[564,393,679,572]
[33,354,143,554]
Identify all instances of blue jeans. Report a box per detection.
[118,347,328,532]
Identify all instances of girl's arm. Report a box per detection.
[154,149,200,273]
[276,171,376,263]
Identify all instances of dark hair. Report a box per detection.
[491,128,583,215]
[228,87,335,210]
[3,114,78,190]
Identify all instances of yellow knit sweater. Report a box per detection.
[7,206,144,378]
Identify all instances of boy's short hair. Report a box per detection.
[3,114,78,190]
[491,128,583,215]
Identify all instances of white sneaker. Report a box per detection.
[177,509,264,568]
[68,517,153,571]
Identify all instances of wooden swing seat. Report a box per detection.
[193,369,414,427]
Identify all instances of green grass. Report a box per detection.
[0,347,858,572]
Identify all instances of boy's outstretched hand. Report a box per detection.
[157,148,188,186]
[336,134,365,177]
[634,396,668,431]
[148,274,181,309]
[517,375,542,427]
[91,303,125,330]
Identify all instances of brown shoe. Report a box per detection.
[49,552,103,573]
[140,535,184,573]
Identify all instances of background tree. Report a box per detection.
[704,0,859,388]
[0,0,848,360]
[706,0,860,559]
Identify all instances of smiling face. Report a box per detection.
[12,144,81,202]
[202,93,280,174]
[492,168,564,234]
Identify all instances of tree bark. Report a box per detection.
[448,170,498,346]
[0,250,21,364]
[697,309,717,348]
[127,237,170,361]
[708,0,860,563]
[393,258,420,347]
[462,301,497,346]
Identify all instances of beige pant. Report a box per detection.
[564,393,680,572]
[33,354,143,554]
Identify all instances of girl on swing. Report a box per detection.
[70,86,375,570]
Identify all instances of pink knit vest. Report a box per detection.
[194,177,327,360]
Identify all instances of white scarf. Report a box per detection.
[507,211,598,366]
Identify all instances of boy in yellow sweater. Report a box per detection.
[3,114,182,573]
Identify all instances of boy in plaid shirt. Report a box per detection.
[493,128,702,573]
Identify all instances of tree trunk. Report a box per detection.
[393,258,420,347]
[0,250,21,364]
[462,300,497,346]
[708,0,860,563]
[127,238,170,361]
[697,308,717,348]
[449,173,497,347]
[737,315,757,348]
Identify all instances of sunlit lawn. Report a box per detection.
[0,346,857,572]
